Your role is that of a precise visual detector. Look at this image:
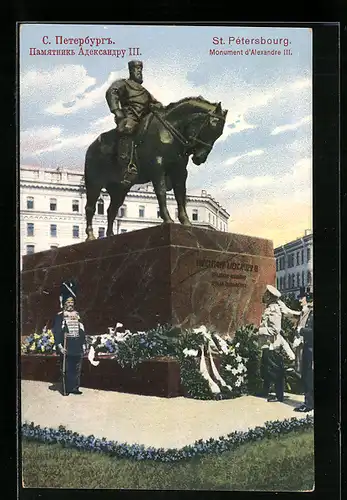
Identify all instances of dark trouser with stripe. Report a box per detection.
[302,346,314,408]
[60,354,83,394]
[261,349,285,401]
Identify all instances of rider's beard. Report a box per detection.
[131,71,143,84]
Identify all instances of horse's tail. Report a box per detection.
[84,136,103,188]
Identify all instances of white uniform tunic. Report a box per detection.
[258,301,296,361]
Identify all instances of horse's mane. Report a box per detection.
[164,95,218,113]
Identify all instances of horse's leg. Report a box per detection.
[106,183,129,236]
[152,174,174,224]
[171,167,191,226]
[85,181,101,241]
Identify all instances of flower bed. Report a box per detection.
[21,323,264,400]
[21,328,56,354]
[21,415,314,462]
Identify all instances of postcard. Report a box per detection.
[19,23,315,491]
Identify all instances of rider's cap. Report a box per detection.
[128,60,143,70]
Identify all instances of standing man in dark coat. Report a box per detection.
[292,287,314,376]
[52,280,87,396]
[105,60,164,186]
[294,295,314,412]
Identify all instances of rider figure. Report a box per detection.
[105,60,164,186]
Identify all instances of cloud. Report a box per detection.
[206,156,312,246]
[92,114,115,129]
[225,149,264,166]
[20,127,102,156]
[223,157,311,195]
[20,114,117,157]
[20,65,97,115]
[45,70,123,116]
[270,115,311,136]
[225,174,274,192]
[20,127,63,156]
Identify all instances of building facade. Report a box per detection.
[274,230,313,299]
[20,166,230,265]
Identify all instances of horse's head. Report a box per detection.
[187,100,228,166]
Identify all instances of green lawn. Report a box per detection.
[21,429,314,491]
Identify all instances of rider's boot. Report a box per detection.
[117,135,138,187]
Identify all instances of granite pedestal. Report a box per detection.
[21,224,275,337]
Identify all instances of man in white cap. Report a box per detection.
[258,284,300,402]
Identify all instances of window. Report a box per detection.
[297,272,300,287]
[208,213,211,223]
[220,221,222,230]
[121,229,127,233]
[288,275,292,288]
[292,273,295,288]
[27,197,34,209]
[276,278,279,289]
[72,200,79,213]
[97,199,104,215]
[26,244,35,254]
[72,225,79,238]
[139,205,145,218]
[296,252,300,265]
[307,270,312,285]
[50,198,57,211]
[280,277,283,289]
[26,223,34,237]
[302,270,305,286]
[307,247,311,262]
[98,227,105,239]
[119,205,126,218]
[50,224,57,237]
[283,276,286,289]
[157,207,161,218]
[175,208,178,219]
[301,249,304,264]
[50,245,58,250]
[212,215,215,226]
[276,259,279,271]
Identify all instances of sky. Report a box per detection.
[19,24,312,247]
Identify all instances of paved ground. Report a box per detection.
[21,380,312,449]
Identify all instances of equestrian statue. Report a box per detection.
[84,60,228,241]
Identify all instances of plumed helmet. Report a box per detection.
[59,279,77,308]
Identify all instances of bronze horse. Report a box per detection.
[84,96,228,240]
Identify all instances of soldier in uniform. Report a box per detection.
[294,297,314,412]
[105,60,164,186]
[258,284,299,402]
[52,280,87,396]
